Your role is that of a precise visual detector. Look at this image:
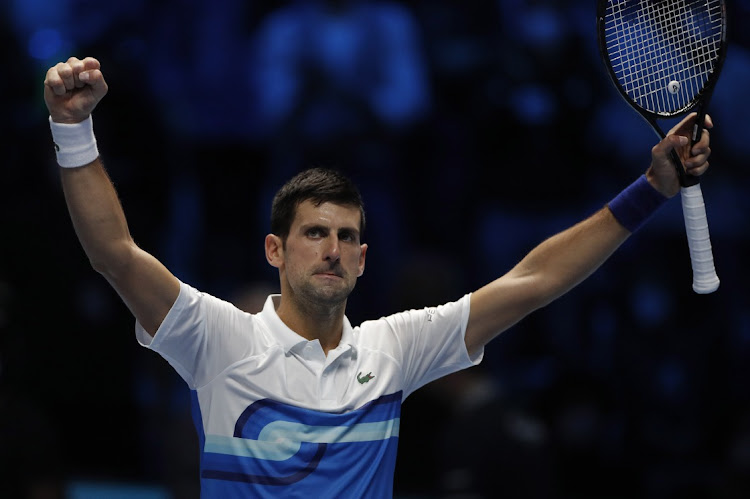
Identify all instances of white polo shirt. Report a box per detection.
[137,281,482,498]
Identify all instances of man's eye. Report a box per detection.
[307,228,323,238]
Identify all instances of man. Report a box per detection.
[44,57,712,497]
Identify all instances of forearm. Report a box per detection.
[510,207,629,307]
[466,207,629,355]
[61,159,136,277]
[510,173,670,307]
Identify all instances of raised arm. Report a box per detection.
[464,113,713,356]
[45,57,179,336]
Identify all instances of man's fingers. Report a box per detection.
[79,69,108,98]
[81,57,101,71]
[668,112,697,136]
[686,147,710,166]
[77,58,105,95]
[45,65,66,96]
[44,58,107,102]
[692,129,710,155]
[686,158,709,178]
[44,57,101,95]
[651,113,713,187]
[658,134,689,157]
[56,62,76,93]
[46,61,78,95]
[68,58,86,88]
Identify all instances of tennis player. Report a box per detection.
[44,57,713,497]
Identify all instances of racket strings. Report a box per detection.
[604,0,723,114]
[624,1,717,107]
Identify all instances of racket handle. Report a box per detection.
[681,184,720,294]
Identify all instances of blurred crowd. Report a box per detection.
[2,0,750,497]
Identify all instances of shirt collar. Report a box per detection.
[259,294,355,355]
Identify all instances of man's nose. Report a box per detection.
[323,236,341,262]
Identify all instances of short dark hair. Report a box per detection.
[270,168,366,241]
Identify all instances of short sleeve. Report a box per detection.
[135,281,258,389]
[380,294,482,398]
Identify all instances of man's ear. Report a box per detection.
[357,243,368,277]
[265,234,284,268]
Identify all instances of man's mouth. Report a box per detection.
[314,269,343,278]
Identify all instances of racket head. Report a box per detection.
[597,0,728,121]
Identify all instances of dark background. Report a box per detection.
[2,1,750,497]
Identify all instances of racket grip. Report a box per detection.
[680,184,720,294]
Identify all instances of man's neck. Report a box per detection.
[275,294,347,356]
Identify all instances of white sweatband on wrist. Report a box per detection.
[49,115,99,168]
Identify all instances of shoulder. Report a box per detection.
[174,282,273,346]
[354,295,471,341]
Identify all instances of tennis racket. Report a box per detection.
[597,0,727,294]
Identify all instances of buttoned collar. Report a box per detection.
[259,294,356,357]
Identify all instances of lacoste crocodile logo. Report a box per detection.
[357,372,375,384]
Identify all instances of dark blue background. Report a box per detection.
[2,1,749,497]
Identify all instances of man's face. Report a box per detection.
[273,200,367,308]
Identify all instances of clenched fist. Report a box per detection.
[44,57,108,124]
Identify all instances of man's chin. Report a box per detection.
[305,282,355,306]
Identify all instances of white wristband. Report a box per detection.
[49,115,99,168]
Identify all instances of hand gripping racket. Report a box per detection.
[597,0,727,293]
